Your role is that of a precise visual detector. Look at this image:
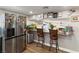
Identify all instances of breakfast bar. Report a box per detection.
[26,25,73,52]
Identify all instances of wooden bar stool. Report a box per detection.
[36,28,45,48]
[49,29,59,53]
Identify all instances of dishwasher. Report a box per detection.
[27,31,34,43]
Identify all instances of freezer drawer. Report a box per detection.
[5,38,16,53]
[16,36,25,53]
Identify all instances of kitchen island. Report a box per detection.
[26,27,74,52]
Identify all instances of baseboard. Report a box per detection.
[34,40,78,53]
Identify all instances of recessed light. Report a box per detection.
[49,16,52,18]
[29,11,33,14]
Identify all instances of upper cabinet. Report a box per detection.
[29,10,79,21]
[29,14,43,21]
[29,12,58,21]
[47,12,58,18]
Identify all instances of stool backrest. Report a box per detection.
[49,30,58,40]
[26,29,32,34]
[37,28,44,37]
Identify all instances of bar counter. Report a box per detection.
[26,28,73,47]
[26,29,69,42]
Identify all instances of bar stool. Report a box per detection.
[49,29,59,53]
[36,28,45,48]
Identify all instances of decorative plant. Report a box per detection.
[31,23,37,29]
[26,23,37,30]
[49,23,54,29]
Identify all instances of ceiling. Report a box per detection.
[0,6,79,15]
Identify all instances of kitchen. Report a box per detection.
[0,6,79,53]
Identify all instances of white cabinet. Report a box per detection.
[29,14,43,21]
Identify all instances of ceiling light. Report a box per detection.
[49,16,52,18]
[29,11,33,14]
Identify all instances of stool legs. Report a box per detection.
[36,37,40,47]
[49,40,59,53]
[56,40,59,53]
[36,37,45,48]
[49,40,53,51]
[56,40,58,53]
[41,39,44,48]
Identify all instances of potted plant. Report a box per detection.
[49,23,54,29]
[26,24,37,31]
[31,24,37,30]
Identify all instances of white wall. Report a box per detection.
[28,10,79,52]
[43,20,79,52]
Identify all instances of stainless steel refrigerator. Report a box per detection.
[4,13,26,53]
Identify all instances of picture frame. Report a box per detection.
[71,16,79,22]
